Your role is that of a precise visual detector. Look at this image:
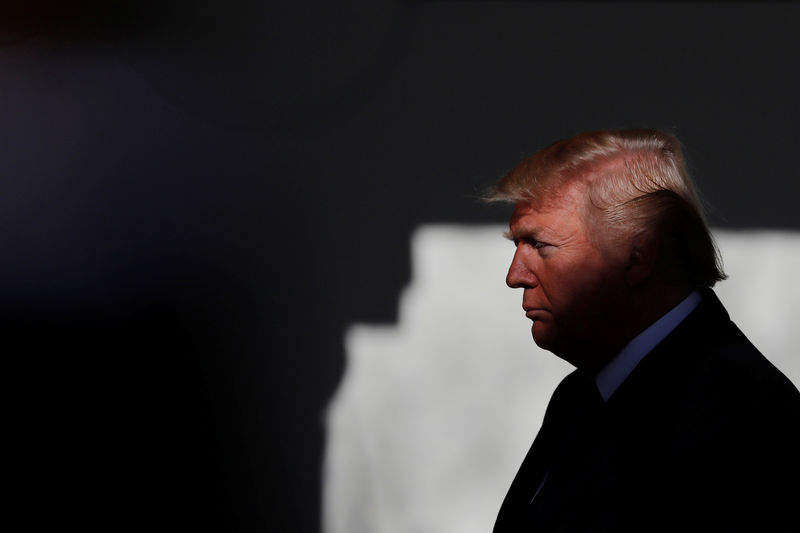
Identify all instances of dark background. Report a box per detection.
[3,1,798,531]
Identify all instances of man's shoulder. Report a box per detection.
[675,289,799,404]
[680,323,800,428]
[609,288,800,420]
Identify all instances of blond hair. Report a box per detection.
[486,129,726,288]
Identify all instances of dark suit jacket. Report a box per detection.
[494,289,800,532]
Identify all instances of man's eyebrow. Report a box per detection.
[503,228,541,241]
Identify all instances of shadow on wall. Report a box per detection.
[324,224,800,533]
[6,301,238,530]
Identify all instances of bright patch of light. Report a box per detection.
[324,226,800,533]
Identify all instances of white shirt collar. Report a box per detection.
[595,290,702,401]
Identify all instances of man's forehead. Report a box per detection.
[507,197,583,239]
[510,184,584,220]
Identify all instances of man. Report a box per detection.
[487,129,800,532]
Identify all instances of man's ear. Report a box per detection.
[625,231,659,287]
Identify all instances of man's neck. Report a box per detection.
[595,289,703,400]
[575,284,694,373]
[627,284,693,342]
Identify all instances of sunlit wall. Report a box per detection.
[325,226,800,533]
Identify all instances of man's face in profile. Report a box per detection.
[505,186,629,367]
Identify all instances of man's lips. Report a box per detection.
[524,308,549,320]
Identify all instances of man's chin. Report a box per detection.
[531,323,557,352]
[532,325,606,369]
[531,324,579,365]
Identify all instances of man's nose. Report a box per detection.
[506,252,538,289]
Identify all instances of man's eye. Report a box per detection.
[512,237,551,251]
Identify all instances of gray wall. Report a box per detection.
[3,2,798,531]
